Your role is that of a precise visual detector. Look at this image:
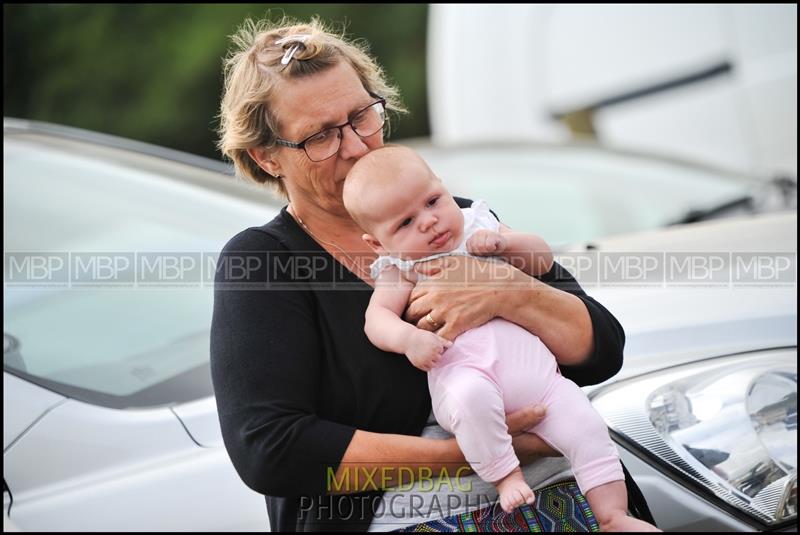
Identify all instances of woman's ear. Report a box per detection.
[247,147,283,178]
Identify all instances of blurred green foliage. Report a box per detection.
[3,4,429,160]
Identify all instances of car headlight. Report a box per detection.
[590,348,797,528]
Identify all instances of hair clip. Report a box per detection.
[275,34,311,65]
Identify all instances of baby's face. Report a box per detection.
[367,170,464,260]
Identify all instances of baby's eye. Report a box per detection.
[427,196,439,207]
[398,217,412,230]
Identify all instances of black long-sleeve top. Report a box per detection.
[210,198,625,531]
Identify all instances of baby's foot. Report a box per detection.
[495,468,535,514]
[600,513,661,532]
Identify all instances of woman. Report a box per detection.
[211,16,644,531]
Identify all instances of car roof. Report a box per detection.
[4,117,281,207]
[4,117,232,173]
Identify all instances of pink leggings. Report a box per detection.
[429,318,623,493]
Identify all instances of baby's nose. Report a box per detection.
[420,213,437,231]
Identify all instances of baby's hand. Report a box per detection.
[466,229,507,256]
[406,330,452,372]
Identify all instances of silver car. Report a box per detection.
[3,119,796,531]
[569,213,797,531]
[4,119,277,531]
[412,141,796,249]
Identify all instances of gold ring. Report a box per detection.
[425,313,441,329]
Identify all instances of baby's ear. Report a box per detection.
[362,233,386,255]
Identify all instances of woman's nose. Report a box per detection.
[338,125,369,160]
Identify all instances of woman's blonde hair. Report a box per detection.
[216,15,407,197]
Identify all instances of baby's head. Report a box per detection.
[343,145,464,260]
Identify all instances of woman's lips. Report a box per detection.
[430,231,451,247]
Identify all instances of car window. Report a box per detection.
[416,145,756,247]
[3,135,278,408]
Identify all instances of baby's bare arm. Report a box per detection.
[498,223,554,276]
[367,268,451,370]
[365,268,418,354]
[467,223,553,276]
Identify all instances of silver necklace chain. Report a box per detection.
[290,207,374,280]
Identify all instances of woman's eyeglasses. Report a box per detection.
[275,98,386,162]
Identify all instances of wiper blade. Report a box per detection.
[671,175,797,226]
[4,332,19,355]
[670,195,754,225]
[4,332,27,372]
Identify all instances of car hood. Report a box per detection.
[566,211,797,391]
[567,210,796,252]
[3,373,66,450]
[171,397,222,448]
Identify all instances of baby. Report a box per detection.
[342,145,658,531]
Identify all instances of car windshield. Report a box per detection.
[3,133,277,408]
[415,144,759,248]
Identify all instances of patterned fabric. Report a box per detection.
[395,479,599,532]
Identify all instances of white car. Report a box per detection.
[568,213,797,531]
[412,141,795,249]
[4,119,278,531]
[3,119,796,531]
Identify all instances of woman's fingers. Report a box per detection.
[506,406,560,465]
[512,432,562,465]
[405,255,519,337]
[413,256,449,276]
[506,405,547,435]
[405,289,434,326]
[412,308,436,331]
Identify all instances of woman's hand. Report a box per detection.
[405,255,529,341]
[506,406,561,464]
[443,404,561,477]
[406,255,596,366]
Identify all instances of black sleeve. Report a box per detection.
[210,228,355,497]
[537,261,625,386]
